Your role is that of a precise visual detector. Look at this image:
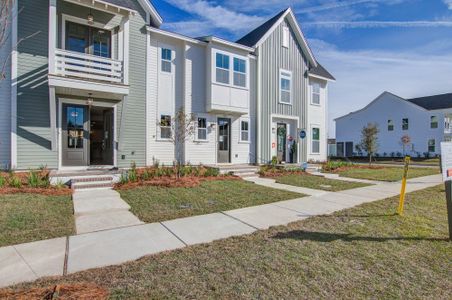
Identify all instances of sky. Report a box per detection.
[152,0,452,137]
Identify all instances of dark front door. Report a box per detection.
[89,107,114,166]
[345,142,354,157]
[62,104,88,166]
[277,123,287,163]
[218,118,231,163]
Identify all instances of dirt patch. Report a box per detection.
[115,176,241,190]
[0,187,72,196]
[0,283,108,299]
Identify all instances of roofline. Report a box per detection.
[137,0,163,26]
[308,73,336,82]
[201,36,255,52]
[334,91,427,122]
[94,0,138,14]
[147,26,207,45]
[252,8,317,67]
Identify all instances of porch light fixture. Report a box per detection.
[87,9,94,25]
[87,93,94,106]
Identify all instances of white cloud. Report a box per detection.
[304,20,452,29]
[444,0,452,9]
[310,39,452,137]
[162,0,265,36]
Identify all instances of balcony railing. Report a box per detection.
[54,49,123,84]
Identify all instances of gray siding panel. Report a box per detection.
[17,0,56,169]
[258,19,309,163]
[0,11,11,169]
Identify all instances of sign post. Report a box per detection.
[440,142,452,240]
[397,156,410,215]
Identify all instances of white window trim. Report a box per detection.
[402,118,409,130]
[310,125,321,155]
[157,114,173,141]
[239,118,250,143]
[233,57,247,88]
[282,25,289,48]
[160,48,173,73]
[279,69,292,105]
[311,82,321,106]
[428,139,436,152]
[212,49,249,89]
[430,116,439,129]
[195,116,209,142]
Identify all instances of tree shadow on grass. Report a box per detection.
[272,230,448,243]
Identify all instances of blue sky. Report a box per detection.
[153,0,452,137]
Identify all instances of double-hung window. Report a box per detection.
[428,139,436,152]
[402,118,409,130]
[388,120,394,131]
[233,58,246,87]
[280,70,292,104]
[161,48,172,73]
[197,117,207,141]
[312,127,320,154]
[160,115,172,139]
[431,116,438,129]
[282,25,289,48]
[216,53,230,84]
[240,120,249,142]
[312,83,320,105]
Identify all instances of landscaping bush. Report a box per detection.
[322,161,354,172]
[8,174,22,188]
[258,165,304,177]
[27,168,50,188]
[0,175,5,188]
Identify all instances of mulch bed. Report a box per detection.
[0,283,108,299]
[0,187,72,196]
[115,175,241,190]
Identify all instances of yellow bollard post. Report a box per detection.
[398,156,411,215]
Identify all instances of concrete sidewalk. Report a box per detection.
[0,174,442,288]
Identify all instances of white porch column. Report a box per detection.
[10,0,18,169]
[49,87,57,151]
[48,0,57,75]
[122,17,130,85]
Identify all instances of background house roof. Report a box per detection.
[309,63,336,81]
[235,9,287,47]
[407,93,452,110]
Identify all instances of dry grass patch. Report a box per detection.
[335,166,439,182]
[275,173,371,191]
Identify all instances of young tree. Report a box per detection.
[400,134,411,156]
[359,123,379,165]
[157,107,196,174]
[0,0,14,81]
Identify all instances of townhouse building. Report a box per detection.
[0,0,334,170]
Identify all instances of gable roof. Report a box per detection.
[235,7,317,67]
[101,0,162,26]
[309,63,335,81]
[407,93,452,111]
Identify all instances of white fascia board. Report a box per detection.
[308,73,336,82]
[137,0,163,26]
[48,75,130,95]
[254,8,317,67]
[202,36,255,53]
[147,27,207,46]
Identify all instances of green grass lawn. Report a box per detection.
[336,167,440,182]
[275,174,371,191]
[0,194,75,247]
[118,179,303,223]
[10,185,451,298]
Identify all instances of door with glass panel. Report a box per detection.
[62,104,88,166]
[217,118,231,163]
[65,21,111,57]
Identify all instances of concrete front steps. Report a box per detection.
[71,176,115,190]
[217,164,260,178]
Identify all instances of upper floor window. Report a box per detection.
[216,53,230,84]
[240,120,249,142]
[161,48,172,73]
[197,117,207,141]
[160,115,172,139]
[431,116,438,129]
[388,120,394,131]
[312,83,320,105]
[233,58,246,87]
[66,21,111,58]
[402,118,409,130]
[279,70,292,104]
[282,25,289,48]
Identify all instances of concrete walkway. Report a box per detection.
[244,177,330,196]
[73,189,143,234]
[0,174,442,288]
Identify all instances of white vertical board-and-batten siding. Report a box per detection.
[307,78,328,162]
[335,92,444,156]
[0,20,12,169]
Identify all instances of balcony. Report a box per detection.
[55,49,123,84]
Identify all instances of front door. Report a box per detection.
[62,104,88,166]
[277,123,287,163]
[345,142,354,157]
[218,118,231,163]
[89,107,114,166]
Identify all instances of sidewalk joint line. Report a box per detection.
[159,222,188,247]
[63,236,69,276]
[12,246,39,278]
[220,212,259,230]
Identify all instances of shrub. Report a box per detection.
[322,161,353,172]
[8,175,22,188]
[129,162,138,182]
[204,167,219,177]
[271,156,278,166]
[423,152,430,159]
[27,170,40,188]
[119,173,129,185]
[0,175,5,188]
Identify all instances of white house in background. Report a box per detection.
[335,92,452,158]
